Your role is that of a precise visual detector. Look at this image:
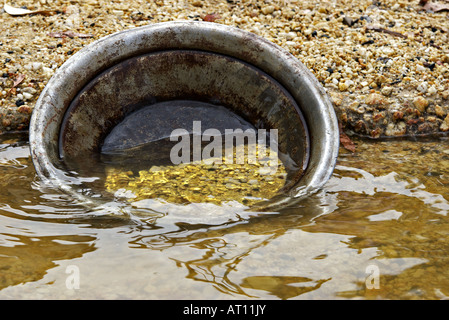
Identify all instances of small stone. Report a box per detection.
[416,64,426,72]
[261,5,275,15]
[381,86,393,96]
[393,111,404,121]
[2,118,11,127]
[413,96,429,113]
[22,92,33,100]
[329,92,343,106]
[42,66,53,78]
[112,9,124,16]
[316,6,326,13]
[342,16,354,27]
[375,74,389,85]
[32,62,43,71]
[428,86,437,95]
[441,115,449,132]
[285,32,296,40]
[435,105,445,118]
[365,93,387,105]
[385,122,407,136]
[22,87,37,94]
[17,105,32,114]
[192,0,202,7]
[417,82,428,93]
[348,101,360,112]
[338,81,349,92]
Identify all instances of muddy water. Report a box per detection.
[0,132,448,299]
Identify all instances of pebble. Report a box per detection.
[427,86,437,96]
[435,105,445,118]
[22,92,33,100]
[413,96,429,113]
[32,62,42,71]
[365,93,387,106]
[417,82,428,93]
[261,5,275,15]
[381,86,393,96]
[441,115,449,131]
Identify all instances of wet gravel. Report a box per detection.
[0,0,449,138]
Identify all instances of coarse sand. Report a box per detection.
[1,0,448,138]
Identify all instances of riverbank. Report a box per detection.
[1,0,448,138]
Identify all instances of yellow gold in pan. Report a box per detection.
[105,145,287,206]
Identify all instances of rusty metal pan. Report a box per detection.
[29,21,339,211]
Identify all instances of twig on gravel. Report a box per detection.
[366,25,408,39]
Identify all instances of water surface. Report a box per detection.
[0,132,448,299]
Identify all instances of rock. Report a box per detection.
[413,96,429,113]
[339,81,349,92]
[32,62,42,71]
[417,81,428,93]
[261,5,275,15]
[441,115,449,131]
[42,66,53,78]
[435,105,445,118]
[17,105,32,114]
[329,92,344,106]
[21,87,37,94]
[428,85,437,95]
[285,32,296,40]
[381,86,393,96]
[442,91,449,100]
[342,16,354,27]
[385,122,407,136]
[22,92,33,100]
[365,93,387,105]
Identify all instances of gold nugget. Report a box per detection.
[105,144,287,206]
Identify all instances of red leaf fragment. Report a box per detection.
[48,31,94,38]
[366,25,407,39]
[203,13,221,22]
[339,123,356,153]
[12,74,25,88]
[340,134,357,153]
[6,74,25,97]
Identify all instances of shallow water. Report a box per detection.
[0,132,448,299]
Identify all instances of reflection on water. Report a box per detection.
[0,132,448,299]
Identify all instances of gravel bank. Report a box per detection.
[1,0,448,138]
